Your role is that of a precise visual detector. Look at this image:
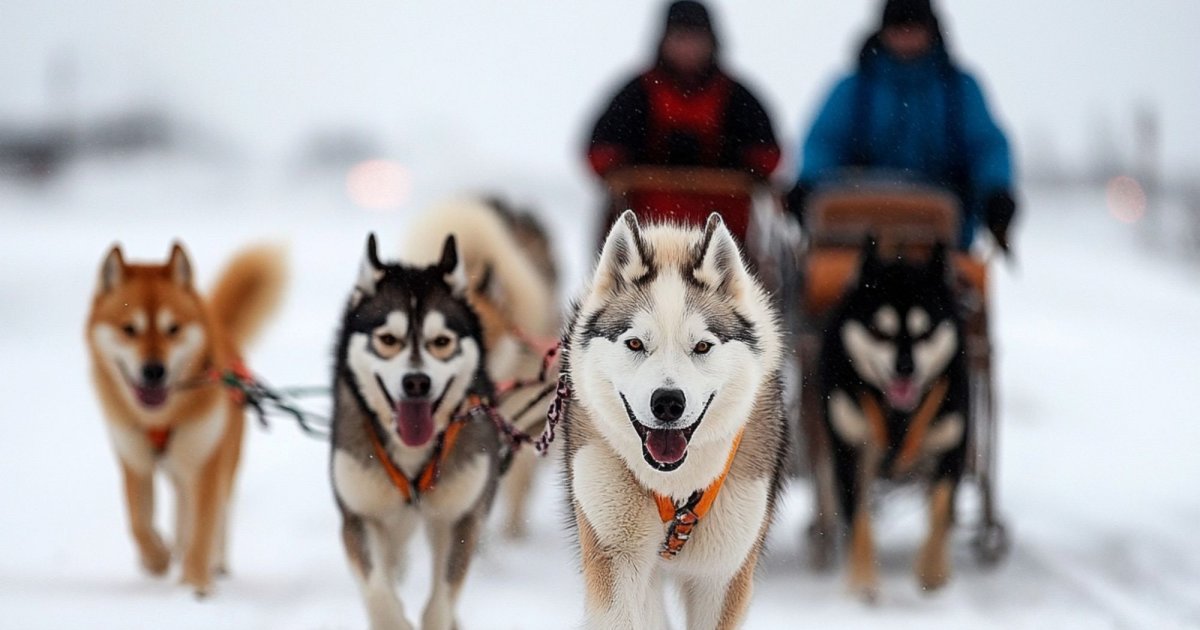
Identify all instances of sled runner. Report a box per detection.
[796,181,1010,568]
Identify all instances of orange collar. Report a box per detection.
[146,427,171,454]
[859,377,951,476]
[654,428,744,559]
[364,400,474,505]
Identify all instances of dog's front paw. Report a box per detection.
[138,534,171,577]
[915,544,951,592]
[847,552,880,604]
[849,577,880,604]
[181,563,213,598]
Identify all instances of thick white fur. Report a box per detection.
[569,214,781,629]
[573,218,780,499]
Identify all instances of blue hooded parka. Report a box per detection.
[797,33,1013,246]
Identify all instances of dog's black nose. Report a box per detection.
[402,373,432,398]
[896,347,915,378]
[651,388,686,423]
[141,362,166,385]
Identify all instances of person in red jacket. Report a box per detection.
[585,0,781,242]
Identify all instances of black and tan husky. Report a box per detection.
[819,240,969,600]
[329,234,501,630]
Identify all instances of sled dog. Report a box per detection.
[562,211,787,629]
[86,242,285,596]
[404,197,560,538]
[330,234,503,630]
[818,240,969,600]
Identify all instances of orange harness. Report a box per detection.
[142,358,251,456]
[653,429,744,559]
[363,396,480,505]
[858,378,951,477]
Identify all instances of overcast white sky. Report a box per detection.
[2,1,1198,181]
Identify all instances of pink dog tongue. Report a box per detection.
[645,428,689,465]
[395,400,434,447]
[888,380,919,410]
[136,386,168,408]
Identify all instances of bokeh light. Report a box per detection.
[1106,175,1147,224]
[345,159,411,211]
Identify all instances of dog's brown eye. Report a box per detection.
[372,331,405,359]
[694,341,712,355]
[165,324,180,337]
[426,334,458,360]
[122,324,137,338]
[625,338,645,352]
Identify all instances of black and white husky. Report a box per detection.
[818,240,968,600]
[329,234,501,630]
[562,211,788,629]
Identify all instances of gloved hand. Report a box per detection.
[985,191,1017,255]
[785,182,811,226]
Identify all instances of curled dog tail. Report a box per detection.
[207,244,287,350]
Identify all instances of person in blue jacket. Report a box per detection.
[788,0,1017,251]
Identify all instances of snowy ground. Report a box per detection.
[2,165,1199,629]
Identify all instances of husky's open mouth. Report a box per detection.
[621,392,715,472]
[376,375,454,448]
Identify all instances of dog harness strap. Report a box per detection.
[858,395,890,446]
[655,429,745,559]
[365,421,415,503]
[416,419,466,494]
[893,378,951,475]
[207,356,251,405]
[364,410,471,505]
[145,428,171,454]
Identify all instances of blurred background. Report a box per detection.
[2,1,1198,628]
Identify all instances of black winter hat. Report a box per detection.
[882,0,937,27]
[665,0,713,33]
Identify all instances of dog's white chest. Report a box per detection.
[420,453,490,521]
[162,406,227,478]
[572,442,770,576]
[663,475,769,577]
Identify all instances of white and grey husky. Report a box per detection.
[329,234,501,630]
[561,211,788,630]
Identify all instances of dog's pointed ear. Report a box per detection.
[692,213,749,296]
[99,244,126,293]
[167,242,193,287]
[356,233,384,298]
[438,234,468,297]
[594,210,651,295]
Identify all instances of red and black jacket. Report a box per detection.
[587,66,781,179]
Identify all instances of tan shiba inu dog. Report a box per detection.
[86,242,285,596]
